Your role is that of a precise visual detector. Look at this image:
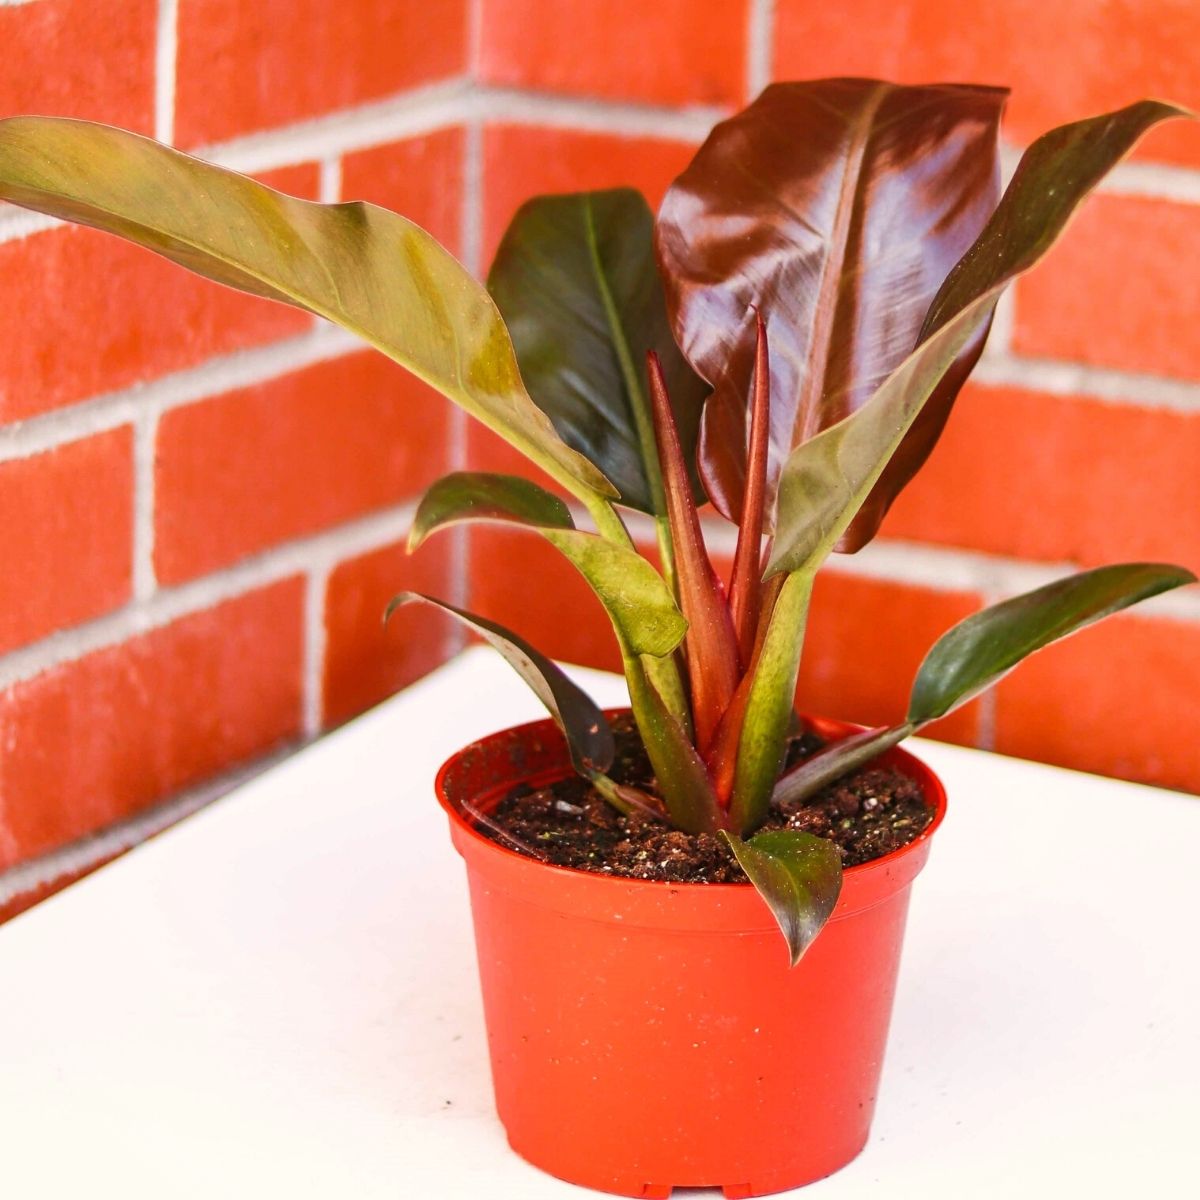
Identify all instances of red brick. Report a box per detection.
[323,537,454,726]
[478,0,748,108]
[882,383,1200,573]
[0,429,133,654]
[0,164,319,422]
[341,127,466,253]
[174,0,469,148]
[797,571,983,746]
[1013,195,1200,380]
[773,0,1200,166]
[155,351,451,584]
[0,0,156,133]
[0,580,304,870]
[469,527,624,673]
[473,124,697,481]
[994,610,1200,792]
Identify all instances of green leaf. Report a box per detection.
[540,529,688,659]
[773,724,912,809]
[386,593,614,776]
[409,472,573,551]
[766,99,1192,583]
[407,475,685,662]
[656,80,1006,543]
[909,563,1198,723]
[489,188,707,514]
[0,116,614,502]
[624,658,722,834]
[721,829,843,966]
[775,562,1197,808]
[729,571,814,832]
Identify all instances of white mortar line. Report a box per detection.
[471,85,722,142]
[197,76,475,173]
[318,155,343,204]
[0,499,419,691]
[654,512,1200,622]
[154,0,178,145]
[972,353,1200,411]
[467,0,485,74]
[0,206,60,245]
[1001,141,1200,203]
[982,288,1016,359]
[975,689,998,752]
[132,412,159,601]
[0,327,360,464]
[302,567,330,737]
[746,0,776,99]
[0,747,295,909]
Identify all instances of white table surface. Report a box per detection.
[1,646,1197,1198]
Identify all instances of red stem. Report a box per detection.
[647,351,740,757]
[729,312,770,669]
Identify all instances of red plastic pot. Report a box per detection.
[436,710,946,1198]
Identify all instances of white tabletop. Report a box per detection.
[1,647,1196,1198]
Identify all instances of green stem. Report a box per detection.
[729,570,814,833]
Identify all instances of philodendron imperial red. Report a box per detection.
[1,81,1192,964]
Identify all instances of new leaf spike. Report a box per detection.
[647,351,741,756]
[729,311,771,668]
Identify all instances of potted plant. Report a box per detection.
[0,79,1193,1196]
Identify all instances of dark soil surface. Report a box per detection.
[475,714,934,883]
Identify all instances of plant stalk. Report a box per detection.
[729,570,814,832]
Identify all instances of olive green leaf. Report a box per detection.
[489,188,707,514]
[772,725,913,810]
[0,116,613,502]
[386,593,614,775]
[409,472,573,551]
[721,829,843,966]
[908,563,1198,723]
[729,570,813,833]
[773,561,1198,808]
[624,658,722,834]
[540,529,688,659]
[766,99,1191,583]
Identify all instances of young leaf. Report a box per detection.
[488,188,708,514]
[387,593,614,775]
[0,116,613,503]
[767,98,1192,583]
[409,472,573,550]
[773,724,913,809]
[624,658,723,835]
[656,79,1006,541]
[729,312,771,666]
[648,352,740,753]
[721,829,843,966]
[908,563,1198,723]
[540,529,688,659]
[407,481,686,660]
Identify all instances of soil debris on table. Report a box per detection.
[476,714,934,883]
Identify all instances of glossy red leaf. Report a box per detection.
[655,78,1006,546]
[647,352,740,754]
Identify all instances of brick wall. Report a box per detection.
[1,1,1197,919]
